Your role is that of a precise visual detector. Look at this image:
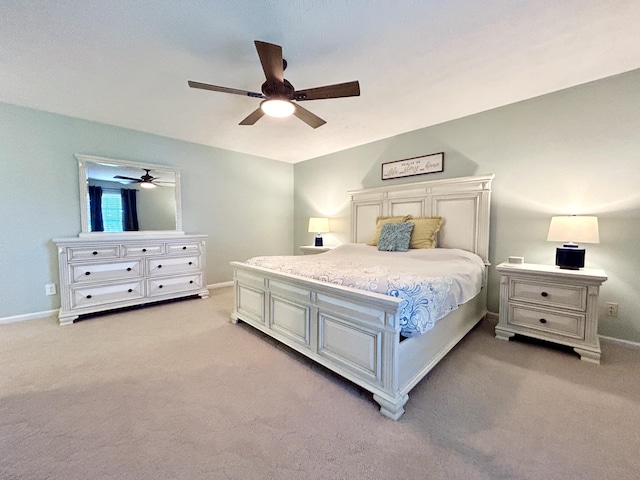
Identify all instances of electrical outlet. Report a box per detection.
[605,302,618,317]
[45,283,57,296]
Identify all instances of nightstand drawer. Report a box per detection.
[509,305,585,340]
[510,279,586,311]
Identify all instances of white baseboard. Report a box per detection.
[599,334,640,349]
[0,284,234,325]
[0,309,58,325]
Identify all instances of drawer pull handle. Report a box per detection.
[86,294,92,299]
[128,289,133,293]
[188,261,193,265]
[85,271,91,276]
[159,285,163,289]
[541,292,548,297]
[539,318,547,324]
[183,246,187,250]
[189,280,194,284]
[158,265,162,268]
[92,251,98,255]
[142,248,147,252]
[126,267,132,272]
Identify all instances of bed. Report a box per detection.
[230,174,494,419]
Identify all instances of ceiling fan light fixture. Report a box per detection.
[260,99,295,118]
[139,181,157,189]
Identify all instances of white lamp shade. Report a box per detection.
[260,99,296,118]
[547,216,599,244]
[308,217,329,233]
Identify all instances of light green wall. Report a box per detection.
[294,68,640,343]
[0,102,293,318]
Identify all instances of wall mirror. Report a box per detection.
[76,154,183,236]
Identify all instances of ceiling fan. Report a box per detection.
[188,40,360,128]
[114,169,168,189]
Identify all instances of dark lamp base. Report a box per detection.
[315,235,323,247]
[556,246,585,270]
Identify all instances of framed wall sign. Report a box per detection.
[381,152,444,180]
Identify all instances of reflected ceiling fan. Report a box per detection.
[188,40,360,128]
[114,169,168,189]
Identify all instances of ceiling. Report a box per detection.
[1,1,639,164]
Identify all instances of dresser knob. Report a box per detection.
[86,294,92,299]
[128,289,133,293]
[142,248,147,252]
[182,246,187,250]
[541,292,548,297]
[85,271,91,276]
[158,265,162,268]
[188,261,193,265]
[539,318,547,324]
[159,285,163,289]
[189,280,194,284]
[126,267,132,272]
[92,251,98,255]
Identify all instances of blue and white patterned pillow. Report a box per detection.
[377,222,414,252]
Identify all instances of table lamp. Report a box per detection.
[308,217,329,247]
[547,215,599,269]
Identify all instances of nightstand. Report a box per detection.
[299,245,335,255]
[495,262,607,364]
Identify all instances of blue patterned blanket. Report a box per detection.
[245,244,485,337]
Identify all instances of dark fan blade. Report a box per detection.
[294,81,360,101]
[188,81,264,99]
[114,175,142,182]
[254,41,284,83]
[293,104,326,129]
[239,108,266,126]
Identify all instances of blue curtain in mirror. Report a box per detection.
[88,185,104,232]
[121,188,139,231]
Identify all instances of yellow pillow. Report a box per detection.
[408,217,443,249]
[368,215,411,246]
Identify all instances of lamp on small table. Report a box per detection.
[308,217,329,247]
[547,215,599,270]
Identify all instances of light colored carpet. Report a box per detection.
[1,287,639,480]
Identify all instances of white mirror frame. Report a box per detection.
[76,154,184,237]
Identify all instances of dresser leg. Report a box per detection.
[574,347,601,364]
[495,327,515,341]
[58,313,79,326]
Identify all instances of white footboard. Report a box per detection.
[231,261,486,420]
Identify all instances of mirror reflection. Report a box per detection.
[77,154,182,234]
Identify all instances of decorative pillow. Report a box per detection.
[368,215,411,246]
[408,216,443,249]
[377,222,414,252]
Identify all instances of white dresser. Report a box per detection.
[53,234,209,325]
[495,262,607,363]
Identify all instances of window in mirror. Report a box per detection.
[76,154,183,235]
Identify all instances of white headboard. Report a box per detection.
[348,174,494,264]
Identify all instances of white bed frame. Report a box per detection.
[231,174,494,419]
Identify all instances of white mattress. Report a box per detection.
[245,244,485,337]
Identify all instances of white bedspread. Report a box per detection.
[245,244,485,337]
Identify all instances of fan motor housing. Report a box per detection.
[262,79,295,99]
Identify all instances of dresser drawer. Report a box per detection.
[70,260,143,284]
[510,279,586,311]
[147,273,202,297]
[508,305,585,340]
[167,242,201,255]
[147,255,201,276]
[122,243,164,256]
[71,281,145,309]
[68,245,120,261]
